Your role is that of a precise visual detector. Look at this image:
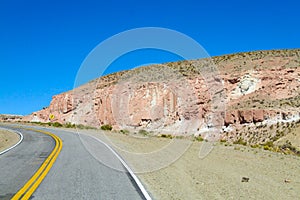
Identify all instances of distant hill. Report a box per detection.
[0,114,23,122]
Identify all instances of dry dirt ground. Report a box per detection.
[80,130,300,200]
[0,129,19,152]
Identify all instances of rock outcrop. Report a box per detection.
[23,49,300,138]
[224,109,275,126]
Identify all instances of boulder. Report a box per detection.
[239,110,253,123]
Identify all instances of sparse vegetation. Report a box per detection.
[263,145,273,151]
[100,124,112,131]
[52,122,63,127]
[65,122,76,128]
[138,129,149,136]
[120,129,129,135]
[160,134,173,139]
[279,140,300,156]
[250,144,260,148]
[233,138,247,146]
[76,124,96,129]
[194,135,204,142]
[262,141,274,148]
[234,146,241,150]
[28,121,96,129]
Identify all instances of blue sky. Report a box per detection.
[0,0,299,115]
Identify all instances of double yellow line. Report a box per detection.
[12,128,63,200]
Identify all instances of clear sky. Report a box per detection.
[0,0,299,115]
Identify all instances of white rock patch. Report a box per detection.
[231,73,261,99]
[31,115,42,122]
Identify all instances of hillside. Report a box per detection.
[22,49,300,148]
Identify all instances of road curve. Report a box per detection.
[0,125,147,200]
[0,126,55,200]
[12,128,62,200]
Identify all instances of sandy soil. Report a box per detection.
[276,126,300,149]
[0,129,20,152]
[81,130,300,200]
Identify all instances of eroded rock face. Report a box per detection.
[224,110,238,126]
[253,110,264,123]
[23,49,300,136]
[224,109,276,125]
[239,110,253,123]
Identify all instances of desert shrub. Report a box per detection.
[76,124,85,129]
[100,124,112,131]
[120,129,129,134]
[161,134,173,139]
[194,135,204,142]
[220,139,227,143]
[280,141,300,156]
[263,145,272,151]
[84,125,96,129]
[64,122,76,128]
[233,138,247,146]
[52,122,63,127]
[250,144,260,148]
[32,121,41,125]
[260,141,275,151]
[263,141,274,148]
[31,121,45,126]
[138,129,149,136]
[276,122,280,128]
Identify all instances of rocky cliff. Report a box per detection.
[23,49,300,140]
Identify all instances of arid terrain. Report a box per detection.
[22,51,299,132]
[19,49,300,150]
[65,128,300,200]
[0,129,19,152]
[2,49,300,199]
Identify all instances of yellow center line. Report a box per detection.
[11,128,63,200]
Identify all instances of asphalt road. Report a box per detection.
[0,125,145,200]
[0,127,54,200]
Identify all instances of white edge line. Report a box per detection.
[20,126,152,199]
[83,133,152,200]
[0,127,23,155]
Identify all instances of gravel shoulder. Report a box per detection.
[139,143,300,200]
[0,129,20,152]
[82,130,300,200]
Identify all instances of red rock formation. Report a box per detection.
[253,110,264,123]
[224,110,238,126]
[239,110,253,123]
[23,49,300,136]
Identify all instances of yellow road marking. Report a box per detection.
[11,128,63,200]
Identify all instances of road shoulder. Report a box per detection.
[0,129,20,152]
